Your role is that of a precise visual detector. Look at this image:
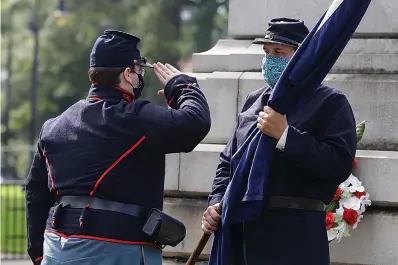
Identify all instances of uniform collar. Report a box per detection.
[87,83,134,103]
[264,85,272,94]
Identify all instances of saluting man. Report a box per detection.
[26,30,211,265]
[202,18,357,265]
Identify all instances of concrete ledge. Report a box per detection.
[192,72,243,144]
[354,150,398,206]
[186,72,398,148]
[179,144,225,195]
[228,0,398,37]
[162,198,398,265]
[165,153,180,192]
[237,73,398,150]
[324,74,398,151]
[174,145,398,206]
[192,39,398,74]
[162,198,211,258]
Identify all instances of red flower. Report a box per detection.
[354,191,366,199]
[342,208,359,226]
[325,212,335,230]
[333,186,343,201]
[353,158,358,169]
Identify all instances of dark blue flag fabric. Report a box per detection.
[209,0,372,264]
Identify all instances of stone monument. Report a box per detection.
[162,1,398,264]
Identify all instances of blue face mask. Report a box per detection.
[261,54,290,88]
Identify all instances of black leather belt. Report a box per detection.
[268,196,325,211]
[57,196,148,217]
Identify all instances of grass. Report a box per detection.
[0,185,27,254]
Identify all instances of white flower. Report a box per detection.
[327,213,345,242]
[353,214,364,229]
[363,193,372,205]
[341,185,353,198]
[336,222,347,242]
[359,193,371,213]
[336,205,344,215]
[327,227,339,241]
[349,185,365,193]
[340,196,362,211]
[344,174,365,192]
[338,182,346,191]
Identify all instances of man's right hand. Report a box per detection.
[201,203,221,234]
[153,62,182,95]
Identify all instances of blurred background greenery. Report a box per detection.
[1,0,229,180]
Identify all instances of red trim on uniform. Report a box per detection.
[45,230,162,251]
[40,148,57,192]
[111,85,134,99]
[90,83,134,103]
[89,136,147,196]
[167,96,175,106]
[87,96,103,102]
[34,256,43,263]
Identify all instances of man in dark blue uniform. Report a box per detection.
[202,18,357,264]
[25,30,211,265]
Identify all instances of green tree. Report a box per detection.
[1,0,228,179]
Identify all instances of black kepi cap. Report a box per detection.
[89,30,153,68]
[253,18,309,47]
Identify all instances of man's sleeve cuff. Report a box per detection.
[208,196,223,206]
[276,125,289,151]
[33,256,43,265]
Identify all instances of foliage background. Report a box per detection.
[1,0,229,180]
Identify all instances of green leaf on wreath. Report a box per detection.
[325,201,339,212]
[334,214,342,222]
[356,120,366,143]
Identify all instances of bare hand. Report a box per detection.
[257,106,288,140]
[153,62,182,95]
[201,203,221,234]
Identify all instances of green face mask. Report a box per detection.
[261,54,290,88]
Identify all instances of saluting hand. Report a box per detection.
[153,62,182,95]
[257,106,288,140]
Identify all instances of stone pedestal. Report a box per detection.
[163,1,398,264]
[227,0,398,38]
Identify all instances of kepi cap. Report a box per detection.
[90,30,153,68]
[253,18,309,48]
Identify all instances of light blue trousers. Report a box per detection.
[42,232,162,265]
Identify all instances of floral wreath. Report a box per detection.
[325,121,372,243]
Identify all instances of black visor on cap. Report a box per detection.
[134,57,153,68]
[252,17,309,48]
